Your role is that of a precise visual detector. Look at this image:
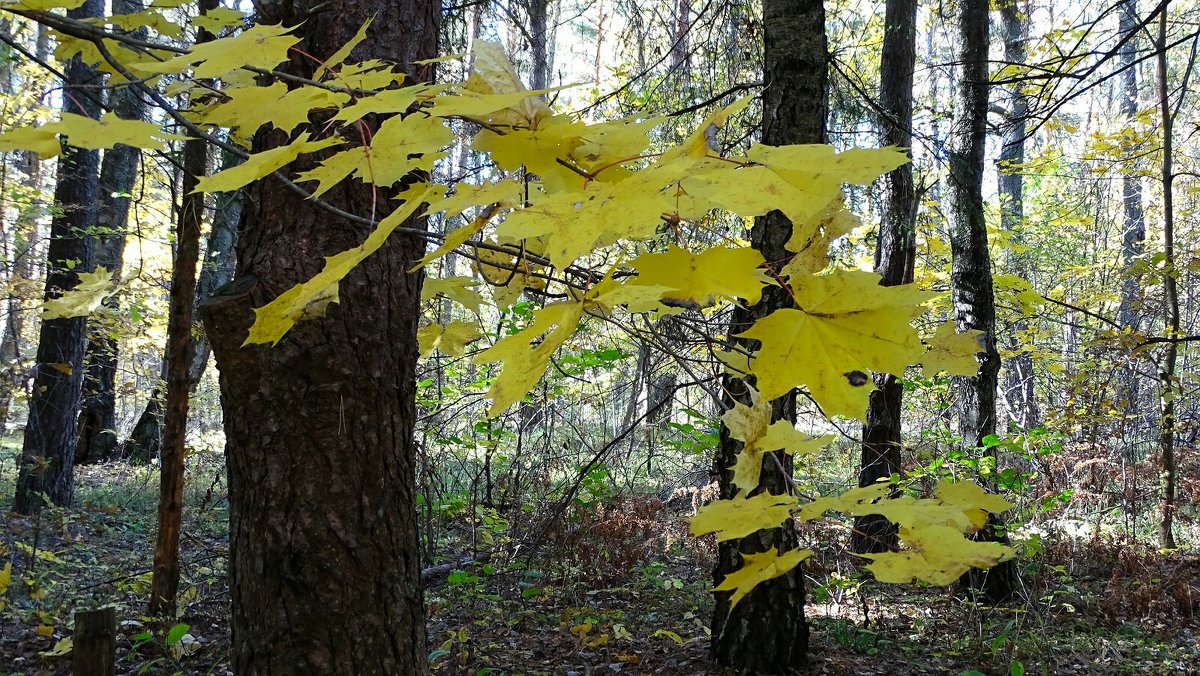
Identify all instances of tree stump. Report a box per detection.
[72,607,116,676]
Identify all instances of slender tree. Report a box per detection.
[75,0,148,465]
[1116,0,1147,454]
[11,0,102,513]
[149,0,215,617]
[1153,4,1178,549]
[852,0,917,555]
[948,0,1014,602]
[997,0,1039,431]
[201,0,438,669]
[710,0,826,669]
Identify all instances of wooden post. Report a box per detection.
[72,607,115,676]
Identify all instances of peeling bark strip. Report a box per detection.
[710,0,826,670]
[200,0,439,671]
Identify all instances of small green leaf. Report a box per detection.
[165,623,190,646]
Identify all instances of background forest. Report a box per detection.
[0,0,1198,673]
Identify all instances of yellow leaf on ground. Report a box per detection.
[39,637,72,657]
[714,546,811,610]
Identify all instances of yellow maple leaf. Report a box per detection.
[0,126,61,159]
[314,17,373,81]
[921,320,985,377]
[626,245,766,313]
[42,267,117,320]
[1,0,84,8]
[244,184,436,346]
[195,137,341,194]
[39,637,73,657]
[131,23,300,78]
[193,82,291,132]
[474,300,584,415]
[190,6,246,33]
[935,479,1013,529]
[422,276,484,313]
[418,320,482,359]
[357,113,451,186]
[714,546,811,609]
[738,270,933,420]
[332,84,447,124]
[689,492,797,541]
[861,525,1013,585]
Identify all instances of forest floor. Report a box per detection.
[1,454,1198,675]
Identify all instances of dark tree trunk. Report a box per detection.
[710,0,826,670]
[1153,6,1178,550]
[998,0,1039,431]
[200,0,438,671]
[852,0,917,556]
[11,0,102,514]
[949,0,1014,603]
[76,0,148,466]
[149,0,214,615]
[528,0,549,90]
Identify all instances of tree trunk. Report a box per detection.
[528,0,549,90]
[149,0,213,615]
[948,0,1013,603]
[75,0,148,465]
[1116,0,1147,458]
[852,0,917,556]
[710,0,825,670]
[998,0,1039,432]
[1154,6,1178,549]
[200,0,438,671]
[0,26,49,427]
[11,0,102,513]
[122,154,240,465]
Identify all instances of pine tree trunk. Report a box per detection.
[201,0,438,670]
[853,0,917,555]
[11,0,102,513]
[948,0,1014,603]
[75,0,148,465]
[710,0,825,669]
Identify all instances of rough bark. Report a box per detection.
[948,0,1014,603]
[75,0,148,465]
[200,0,438,671]
[852,0,916,555]
[11,0,102,513]
[1154,6,1178,549]
[710,0,825,670]
[998,0,1039,431]
[528,0,549,90]
[149,0,213,615]
[1116,0,1147,453]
